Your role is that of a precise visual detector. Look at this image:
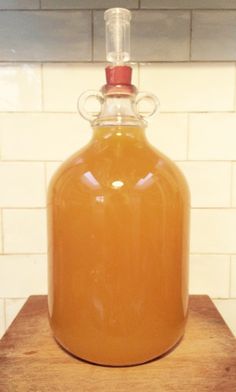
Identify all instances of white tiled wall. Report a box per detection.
[139,63,235,111]
[0,64,41,111]
[190,255,230,298]
[176,161,231,207]
[3,209,47,253]
[189,113,236,160]
[0,62,236,338]
[42,63,139,112]
[231,256,236,298]
[191,209,236,253]
[5,298,27,329]
[213,299,236,336]
[0,299,5,338]
[146,113,188,160]
[232,163,236,206]
[0,162,45,208]
[0,254,47,297]
[0,113,92,161]
[0,210,2,253]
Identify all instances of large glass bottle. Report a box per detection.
[47,8,190,366]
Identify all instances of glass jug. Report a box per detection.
[47,7,190,366]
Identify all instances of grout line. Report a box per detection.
[177,158,236,164]
[3,298,6,330]
[40,63,44,111]
[91,10,94,62]
[133,8,236,11]
[191,253,236,256]
[0,8,108,12]
[0,297,27,300]
[0,160,64,163]
[0,61,105,66]
[137,63,140,89]
[1,207,46,210]
[0,252,47,256]
[212,297,236,301]
[1,8,236,11]
[175,160,234,164]
[0,120,2,160]
[189,10,193,61]
[0,207,46,210]
[0,111,78,114]
[0,209,4,254]
[151,110,236,114]
[0,251,235,256]
[186,113,190,160]
[1,60,236,64]
[190,207,236,210]
[233,62,236,111]
[0,206,236,211]
[1,110,236,115]
[39,0,41,10]
[44,161,48,193]
[1,159,236,163]
[230,161,234,207]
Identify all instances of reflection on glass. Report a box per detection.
[111,180,124,189]
[81,171,101,189]
[135,172,153,189]
[96,195,105,203]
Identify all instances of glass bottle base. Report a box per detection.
[53,332,184,367]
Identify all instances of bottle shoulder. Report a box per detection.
[146,141,190,190]
[47,142,93,195]
[48,136,190,202]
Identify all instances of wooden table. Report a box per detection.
[0,295,236,391]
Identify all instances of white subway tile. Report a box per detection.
[3,209,47,254]
[0,255,47,297]
[0,210,2,253]
[0,299,5,339]
[0,64,41,111]
[0,162,45,207]
[189,113,236,160]
[176,162,231,207]
[46,161,62,187]
[190,254,230,298]
[232,163,236,207]
[139,63,234,112]
[231,256,236,298]
[0,113,92,161]
[5,298,27,330]
[146,113,188,160]
[191,209,236,253]
[43,63,138,112]
[213,299,236,336]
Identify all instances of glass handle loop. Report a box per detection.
[135,92,160,119]
[77,90,104,122]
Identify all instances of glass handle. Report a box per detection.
[135,92,160,119]
[77,90,104,122]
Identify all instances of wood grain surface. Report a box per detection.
[0,295,236,391]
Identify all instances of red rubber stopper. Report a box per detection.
[106,65,132,85]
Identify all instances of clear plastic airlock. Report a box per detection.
[78,7,160,122]
[104,8,131,65]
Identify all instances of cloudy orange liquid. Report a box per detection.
[48,125,190,366]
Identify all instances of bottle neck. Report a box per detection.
[93,124,146,142]
[78,65,159,131]
[92,94,145,129]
